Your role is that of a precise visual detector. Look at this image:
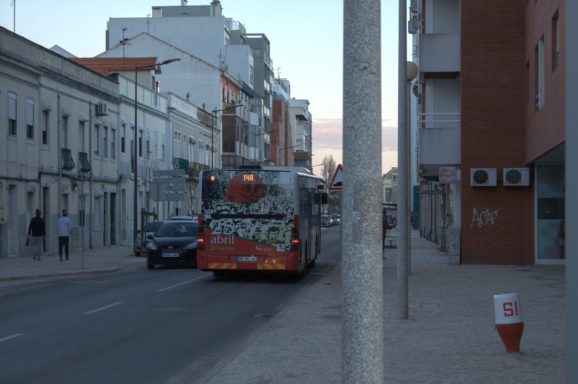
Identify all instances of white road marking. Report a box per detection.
[83,301,123,315]
[158,276,209,292]
[0,334,24,343]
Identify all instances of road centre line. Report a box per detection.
[83,301,123,315]
[0,334,24,343]
[158,276,209,292]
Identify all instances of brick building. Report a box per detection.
[415,0,565,264]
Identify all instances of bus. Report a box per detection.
[197,166,325,277]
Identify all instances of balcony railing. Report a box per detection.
[61,148,75,171]
[419,112,461,129]
[78,151,91,173]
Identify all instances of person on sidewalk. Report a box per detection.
[27,209,46,260]
[57,209,71,261]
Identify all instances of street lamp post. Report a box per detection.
[211,104,242,169]
[133,58,180,255]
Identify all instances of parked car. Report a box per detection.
[146,219,198,269]
[331,214,341,224]
[321,214,333,227]
[135,221,163,256]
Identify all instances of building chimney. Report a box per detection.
[210,0,222,16]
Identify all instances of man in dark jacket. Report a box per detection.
[27,209,46,260]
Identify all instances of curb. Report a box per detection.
[0,267,123,282]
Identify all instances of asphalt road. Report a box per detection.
[0,225,341,384]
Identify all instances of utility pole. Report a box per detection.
[397,0,410,320]
[342,0,383,383]
[566,2,577,382]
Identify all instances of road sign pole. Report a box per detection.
[342,0,384,382]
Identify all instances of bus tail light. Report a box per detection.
[197,214,205,251]
[291,215,300,252]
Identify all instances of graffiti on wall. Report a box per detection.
[471,208,498,228]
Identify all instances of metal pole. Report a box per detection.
[80,177,85,270]
[342,0,383,382]
[566,2,577,382]
[211,110,216,169]
[133,68,138,255]
[397,0,409,320]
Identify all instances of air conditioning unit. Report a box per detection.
[470,168,497,187]
[503,167,530,187]
[95,102,108,116]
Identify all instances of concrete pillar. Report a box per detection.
[342,0,384,382]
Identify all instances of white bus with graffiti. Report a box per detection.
[197,166,325,277]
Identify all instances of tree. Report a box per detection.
[321,155,340,214]
[321,155,337,185]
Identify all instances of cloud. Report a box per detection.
[312,118,399,175]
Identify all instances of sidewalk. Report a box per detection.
[0,245,140,282]
[0,235,565,383]
[202,234,565,384]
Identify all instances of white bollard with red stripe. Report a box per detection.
[493,293,524,353]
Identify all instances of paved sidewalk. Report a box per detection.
[201,235,565,384]
[0,245,141,282]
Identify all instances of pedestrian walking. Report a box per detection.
[57,209,71,261]
[27,209,46,260]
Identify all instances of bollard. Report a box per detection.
[493,293,524,353]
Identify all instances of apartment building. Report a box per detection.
[414,0,565,264]
[106,1,270,166]
[0,27,120,256]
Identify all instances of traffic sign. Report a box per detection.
[328,164,343,191]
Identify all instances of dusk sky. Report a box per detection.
[0,0,402,174]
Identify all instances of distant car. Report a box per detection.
[321,214,332,227]
[331,214,341,224]
[135,221,163,256]
[146,219,198,269]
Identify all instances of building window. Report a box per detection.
[61,115,69,149]
[189,138,195,162]
[42,109,50,145]
[535,36,545,111]
[103,126,108,158]
[121,123,126,153]
[79,121,86,152]
[161,144,166,161]
[8,92,17,136]
[26,98,34,140]
[552,10,560,71]
[111,127,116,160]
[94,125,100,156]
[138,130,143,157]
[146,139,150,159]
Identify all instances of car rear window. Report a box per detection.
[157,222,197,237]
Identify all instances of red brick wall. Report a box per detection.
[525,0,565,162]
[461,1,534,264]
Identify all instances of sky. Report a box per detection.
[0,0,402,175]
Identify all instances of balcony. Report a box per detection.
[419,112,461,166]
[418,33,460,73]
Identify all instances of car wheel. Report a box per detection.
[147,260,155,270]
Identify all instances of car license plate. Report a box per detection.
[237,256,257,262]
[162,252,180,258]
